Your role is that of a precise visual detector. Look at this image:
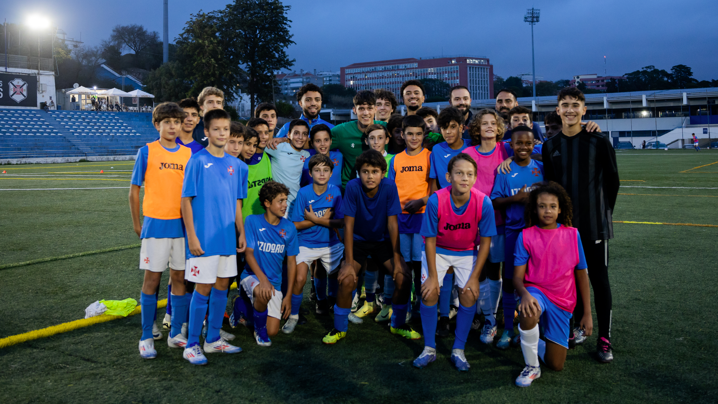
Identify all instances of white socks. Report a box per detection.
[489,279,502,319]
[519,324,540,367]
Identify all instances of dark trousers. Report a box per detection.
[573,238,613,340]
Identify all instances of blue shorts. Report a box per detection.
[503,228,521,279]
[400,233,423,262]
[488,233,505,263]
[523,286,572,349]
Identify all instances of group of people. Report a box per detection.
[129,80,620,388]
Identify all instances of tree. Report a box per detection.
[216,0,295,112]
[624,65,671,91]
[503,76,527,97]
[109,25,160,57]
[670,64,697,89]
[493,75,505,96]
[275,100,295,118]
[144,61,192,102]
[535,81,559,97]
[321,84,356,108]
[419,79,451,102]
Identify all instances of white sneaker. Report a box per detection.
[162,313,171,331]
[348,313,363,324]
[152,322,163,341]
[220,329,236,341]
[183,344,208,365]
[204,338,242,354]
[167,332,188,349]
[254,330,272,347]
[139,338,157,359]
[282,316,299,334]
[479,320,497,344]
[515,365,541,387]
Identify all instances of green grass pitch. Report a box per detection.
[0,150,717,403]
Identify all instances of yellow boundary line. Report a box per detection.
[1,162,135,170]
[619,193,718,198]
[614,220,718,228]
[0,284,238,349]
[680,161,718,173]
[0,244,140,270]
[0,177,130,182]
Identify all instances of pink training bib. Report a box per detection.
[522,225,580,312]
[435,186,484,251]
[464,142,508,226]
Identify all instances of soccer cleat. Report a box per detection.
[282,317,299,334]
[355,301,376,318]
[162,313,171,331]
[375,305,392,323]
[573,327,587,345]
[167,332,188,349]
[515,365,541,387]
[322,328,346,344]
[412,347,437,369]
[479,320,497,344]
[152,322,163,341]
[390,324,422,340]
[351,293,360,313]
[496,330,514,350]
[449,306,458,320]
[450,349,470,372]
[139,338,157,359]
[471,315,483,330]
[183,344,208,365]
[436,316,451,338]
[219,329,236,341]
[204,338,242,354]
[348,313,363,324]
[254,330,272,347]
[315,300,329,315]
[597,337,614,363]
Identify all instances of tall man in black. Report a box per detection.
[542,87,619,363]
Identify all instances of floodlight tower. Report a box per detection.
[163,0,168,64]
[524,8,540,101]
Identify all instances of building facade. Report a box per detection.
[341,56,494,101]
[572,74,627,91]
[276,72,323,96]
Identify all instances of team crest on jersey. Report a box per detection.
[332,158,339,167]
[191,266,200,277]
[326,194,333,202]
[144,257,150,264]
[531,167,541,177]
[228,166,234,175]
[300,156,307,163]
[279,229,287,238]
[9,78,29,103]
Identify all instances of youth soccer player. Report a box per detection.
[240,127,259,164]
[131,103,192,359]
[504,106,545,143]
[180,108,248,365]
[323,150,420,344]
[430,107,471,190]
[543,111,562,139]
[363,124,393,170]
[300,124,343,188]
[255,102,279,137]
[387,114,406,155]
[265,119,311,218]
[285,154,345,333]
[491,126,544,349]
[401,80,426,116]
[242,127,273,220]
[277,84,334,138]
[513,182,592,387]
[413,153,496,371]
[542,87,619,362]
[374,89,397,122]
[192,86,224,147]
[224,122,245,158]
[464,109,511,343]
[240,181,299,346]
[176,98,204,154]
[416,107,443,148]
[388,115,434,319]
[247,117,271,160]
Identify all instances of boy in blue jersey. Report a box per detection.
[323,150,421,344]
[240,181,299,346]
[491,126,543,349]
[284,154,345,333]
[265,119,311,218]
[130,103,192,359]
[430,107,472,190]
[300,124,343,189]
[224,122,245,159]
[180,109,248,365]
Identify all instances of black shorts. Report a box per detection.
[352,239,395,269]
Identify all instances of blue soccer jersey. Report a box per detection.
[420,191,497,256]
[176,138,205,154]
[276,114,335,138]
[341,178,402,242]
[506,143,543,158]
[241,214,299,290]
[429,140,471,189]
[290,184,344,248]
[181,149,245,258]
[131,144,185,239]
[300,149,344,188]
[491,160,544,230]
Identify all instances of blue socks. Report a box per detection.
[364,270,378,293]
[384,275,395,305]
[314,275,327,301]
[452,303,474,350]
[205,288,228,344]
[420,302,438,349]
[328,277,338,298]
[253,308,268,336]
[391,303,409,328]
[291,293,303,316]
[439,273,453,317]
[166,284,172,315]
[169,293,190,338]
[140,292,157,341]
[503,290,516,332]
[366,292,376,304]
[334,305,350,332]
[187,291,209,347]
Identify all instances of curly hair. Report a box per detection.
[468,108,505,146]
[524,181,574,228]
[259,181,290,211]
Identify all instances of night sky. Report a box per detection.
[2,0,717,81]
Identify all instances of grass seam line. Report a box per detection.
[0,284,238,349]
[680,161,718,173]
[0,244,141,270]
[614,220,718,228]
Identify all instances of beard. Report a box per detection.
[303,108,319,120]
[407,104,420,112]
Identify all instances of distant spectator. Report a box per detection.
[642,140,646,149]
[49,97,55,110]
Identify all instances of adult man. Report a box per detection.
[449,85,473,140]
[374,89,398,122]
[276,84,334,138]
[401,80,426,116]
[494,88,544,142]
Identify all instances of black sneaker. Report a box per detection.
[597,337,614,363]
[436,316,451,338]
[471,314,483,330]
[310,281,317,302]
[316,300,329,315]
[327,296,337,309]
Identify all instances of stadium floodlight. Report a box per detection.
[26,15,50,31]
[524,8,540,102]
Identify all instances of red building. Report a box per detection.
[341,56,494,101]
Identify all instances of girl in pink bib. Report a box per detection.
[513,181,592,388]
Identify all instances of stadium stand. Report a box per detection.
[0,109,158,159]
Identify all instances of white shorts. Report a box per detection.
[420,250,476,289]
[139,237,185,272]
[296,243,345,274]
[488,233,505,263]
[185,255,238,284]
[240,275,283,319]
